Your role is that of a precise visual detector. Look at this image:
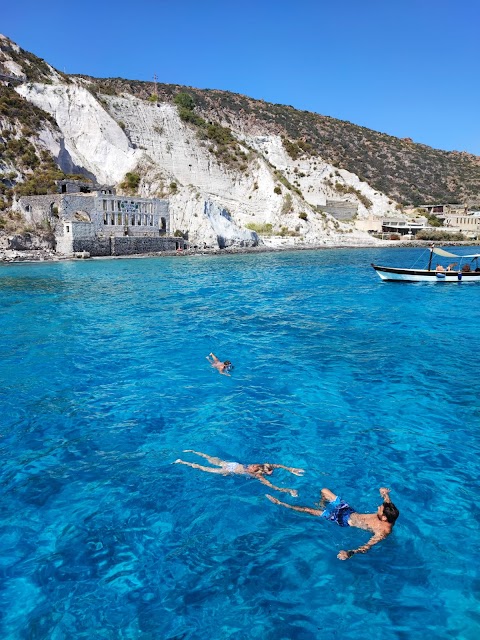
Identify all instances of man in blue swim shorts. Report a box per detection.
[320,493,356,527]
[266,487,399,560]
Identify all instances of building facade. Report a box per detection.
[420,203,480,237]
[17,181,186,256]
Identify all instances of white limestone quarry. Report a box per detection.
[170,191,258,248]
[97,92,384,247]
[243,133,395,219]
[13,71,396,248]
[16,80,143,184]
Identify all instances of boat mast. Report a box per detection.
[427,243,434,271]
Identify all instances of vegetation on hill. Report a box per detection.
[172,92,249,170]
[79,75,480,207]
[0,85,85,207]
[1,31,479,213]
[0,36,69,84]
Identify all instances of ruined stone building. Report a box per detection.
[18,180,186,256]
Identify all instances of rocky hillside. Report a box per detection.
[1,33,480,248]
[82,76,480,207]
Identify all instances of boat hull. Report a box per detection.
[371,264,480,282]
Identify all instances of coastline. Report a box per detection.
[0,239,478,265]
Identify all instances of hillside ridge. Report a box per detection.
[1,33,479,251]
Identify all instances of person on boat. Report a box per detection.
[435,264,445,272]
[175,450,304,497]
[266,487,399,560]
[206,352,233,376]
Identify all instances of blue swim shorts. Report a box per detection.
[321,496,355,527]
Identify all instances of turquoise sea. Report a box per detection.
[0,246,479,640]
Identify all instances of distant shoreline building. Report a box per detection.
[420,203,480,237]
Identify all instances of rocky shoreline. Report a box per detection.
[0,239,478,265]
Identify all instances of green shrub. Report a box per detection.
[170,182,178,192]
[281,193,293,214]
[333,181,372,209]
[416,229,466,241]
[174,92,195,111]
[178,107,205,126]
[283,138,302,160]
[274,186,282,195]
[279,226,300,237]
[245,222,273,234]
[298,212,308,221]
[120,172,140,192]
[427,214,443,227]
[274,170,293,191]
[14,169,65,196]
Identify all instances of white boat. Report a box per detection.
[372,245,480,282]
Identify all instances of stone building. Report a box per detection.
[17,180,186,256]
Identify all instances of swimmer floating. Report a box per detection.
[175,450,304,497]
[267,487,399,560]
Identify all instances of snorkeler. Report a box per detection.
[206,352,233,376]
[266,487,399,560]
[175,450,304,497]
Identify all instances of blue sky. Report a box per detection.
[4,0,480,154]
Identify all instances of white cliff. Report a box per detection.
[16,80,143,184]
[10,67,398,248]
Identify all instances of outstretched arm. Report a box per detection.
[337,531,388,560]
[266,494,321,515]
[270,464,305,476]
[257,476,298,497]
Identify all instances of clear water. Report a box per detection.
[0,247,479,640]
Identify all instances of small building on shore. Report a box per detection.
[381,218,427,236]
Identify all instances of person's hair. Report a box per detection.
[224,360,231,365]
[254,464,275,473]
[383,501,399,524]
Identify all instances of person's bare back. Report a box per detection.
[206,353,233,376]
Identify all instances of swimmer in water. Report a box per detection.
[175,450,304,497]
[206,352,233,376]
[266,487,399,560]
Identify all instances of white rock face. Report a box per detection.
[13,73,400,248]
[3,59,25,78]
[16,80,143,184]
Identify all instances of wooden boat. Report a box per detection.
[372,245,480,282]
